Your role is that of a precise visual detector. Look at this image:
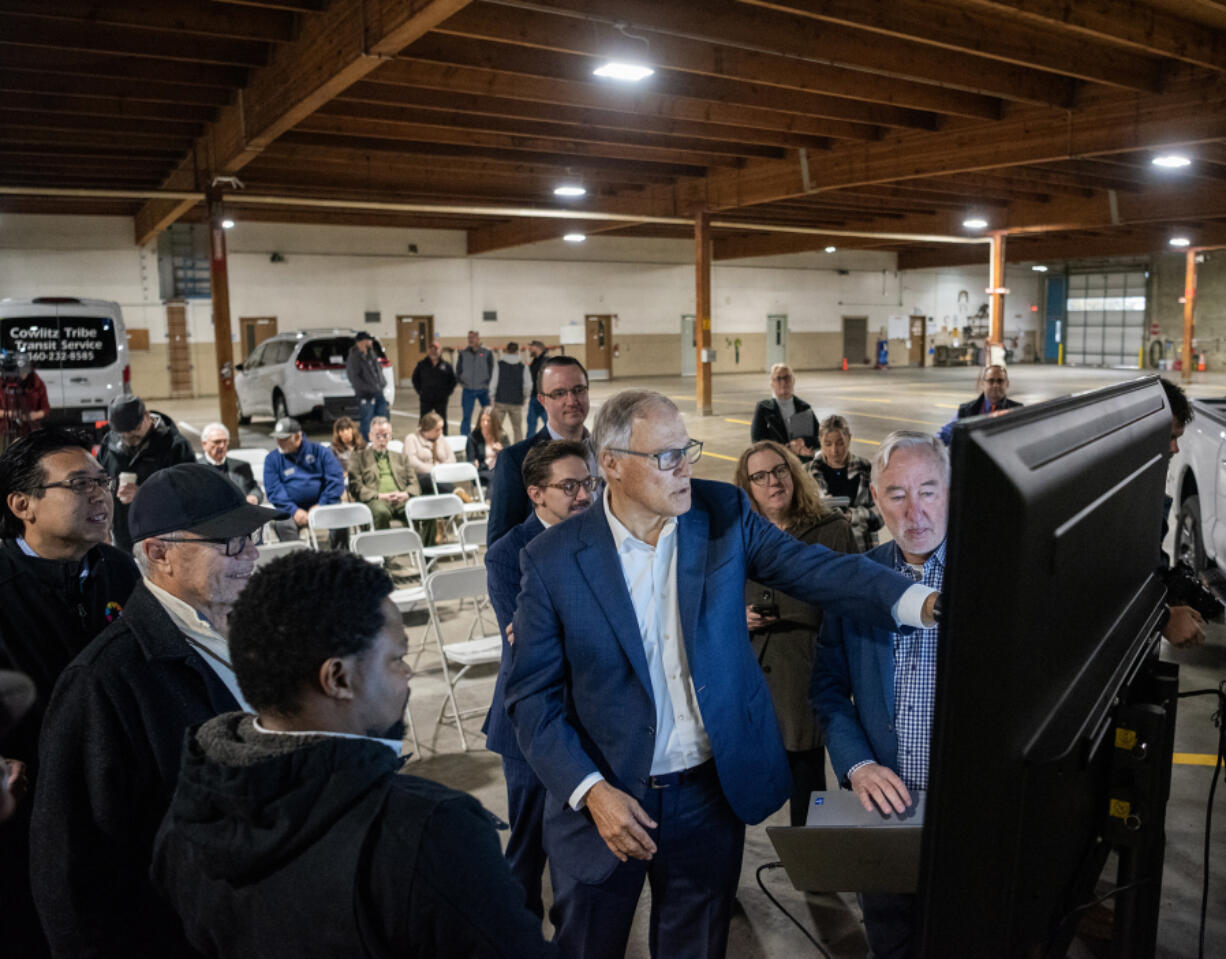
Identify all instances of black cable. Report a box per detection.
[754,862,833,959]
[1054,877,1153,944]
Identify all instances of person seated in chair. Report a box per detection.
[349,417,420,530]
[264,417,345,544]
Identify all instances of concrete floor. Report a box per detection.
[156,364,1224,957]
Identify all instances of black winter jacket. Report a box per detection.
[411,355,457,404]
[97,414,195,552]
[30,583,237,959]
[152,712,558,959]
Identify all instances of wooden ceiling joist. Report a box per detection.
[0,46,250,90]
[0,0,299,44]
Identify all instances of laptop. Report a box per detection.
[766,790,926,894]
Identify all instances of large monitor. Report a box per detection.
[918,376,1174,956]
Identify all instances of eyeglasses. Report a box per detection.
[541,476,600,498]
[748,463,791,487]
[159,533,254,557]
[541,385,589,401]
[38,475,116,495]
[609,440,703,471]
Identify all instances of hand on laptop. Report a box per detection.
[849,762,912,815]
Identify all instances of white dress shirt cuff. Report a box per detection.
[569,772,605,811]
[893,583,937,628]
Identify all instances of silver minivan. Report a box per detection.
[0,296,129,432]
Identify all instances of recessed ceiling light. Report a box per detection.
[1169,236,1191,247]
[962,217,989,229]
[1152,154,1191,169]
[221,218,235,230]
[553,185,587,198]
[1032,265,1048,272]
[824,245,837,253]
[593,62,654,81]
[563,233,586,243]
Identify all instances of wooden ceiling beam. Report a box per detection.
[0,45,249,89]
[0,13,271,68]
[336,84,835,150]
[0,197,142,216]
[964,0,1226,71]
[391,38,933,131]
[210,0,325,12]
[134,0,474,245]
[0,125,192,152]
[739,0,1165,92]
[0,94,215,125]
[713,231,892,260]
[0,110,203,139]
[192,205,494,230]
[0,69,229,110]
[510,0,1073,106]
[435,4,1007,118]
[0,0,299,43]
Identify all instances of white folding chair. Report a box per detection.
[444,434,468,459]
[306,502,373,550]
[424,566,502,751]
[430,462,489,519]
[350,528,428,612]
[254,540,307,568]
[458,519,487,565]
[406,495,479,570]
[227,448,269,489]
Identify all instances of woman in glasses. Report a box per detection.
[734,439,856,826]
[807,413,882,553]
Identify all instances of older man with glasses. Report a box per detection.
[505,389,940,959]
[30,464,285,959]
[0,428,141,957]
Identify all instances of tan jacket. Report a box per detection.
[349,447,421,505]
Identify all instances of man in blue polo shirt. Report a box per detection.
[263,418,345,544]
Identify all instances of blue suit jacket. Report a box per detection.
[811,541,901,785]
[506,480,916,883]
[481,511,544,757]
[486,427,550,545]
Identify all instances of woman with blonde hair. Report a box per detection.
[807,413,882,552]
[735,439,856,825]
[404,411,456,494]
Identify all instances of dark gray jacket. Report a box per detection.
[346,345,386,399]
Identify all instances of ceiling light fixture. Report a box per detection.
[824,245,837,253]
[1152,154,1191,169]
[1032,265,1048,272]
[593,62,654,81]
[553,185,587,198]
[962,217,989,229]
[221,218,235,230]
[1169,236,1191,247]
[563,233,587,243]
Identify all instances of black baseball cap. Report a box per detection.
[354,331,373,342]
[128,464,287,543]
[108,395,146,432]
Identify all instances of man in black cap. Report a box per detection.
[0,427,140,957]
[346,331,389,442]
[98,394,195,553]
[30,464,285,958]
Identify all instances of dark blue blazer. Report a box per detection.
[506,479,916,883]
[486,427,550,545]
[811,541,901,785]
[481,511,544,757]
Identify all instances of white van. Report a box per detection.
[0,297,129,432]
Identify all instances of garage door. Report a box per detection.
[1064,271,1147,368]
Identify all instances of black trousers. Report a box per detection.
[419,398,449,433]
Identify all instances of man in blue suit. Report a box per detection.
[487,356,596,545]
[813,430,949,959]
[483,440,596,919]
[506,391,939,959]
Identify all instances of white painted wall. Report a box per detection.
[900,264,1043,336]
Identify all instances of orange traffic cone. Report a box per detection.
[842,357,848,371]
[1198,354,1206,372]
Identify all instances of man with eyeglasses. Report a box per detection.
[349,416,420,530]
[937,364,1022,445]
[0,428,141,957]
[488,355,595,545]
[482,440,595,920]
[752,363,818,461]
[30,464,286,958]
[506,390,940,959]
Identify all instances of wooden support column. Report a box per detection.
[695,209,713,416]
[1182,248,1197,384]
[206,188,240,444]
[988,232,1007,355]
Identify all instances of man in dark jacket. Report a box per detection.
[0,428,140,957]
[30,464,284,959]
[152,550,557,959]
[200,422,263,504]
[411,339,457,432]
[525,340,549,436]
[345,332,388,442]
[750,363,817,459]
[937,364,1023,444]
[490,341,532,443]
[98,394,195,552]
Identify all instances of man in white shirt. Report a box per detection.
[506,389,938,958]
[30,464,285,958]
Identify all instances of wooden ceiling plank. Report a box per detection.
[713,231,891,259]
[0,110,202,138]
[965,0,1226,71]
[0,70,229,108]
[210,0,326,12]
[392,38,931,130]
[510,0,1072,106]
[738,0,1165,92]
[0,93,214,124]
[0,13,271,68]
[0,125,194,151]
[336,84,835,149]
[134,0,475,244]
[0,45,249,89]
[0,0,298,43]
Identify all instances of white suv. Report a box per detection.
[235,329,395,423]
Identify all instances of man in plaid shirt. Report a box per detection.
[812,430,949,959]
